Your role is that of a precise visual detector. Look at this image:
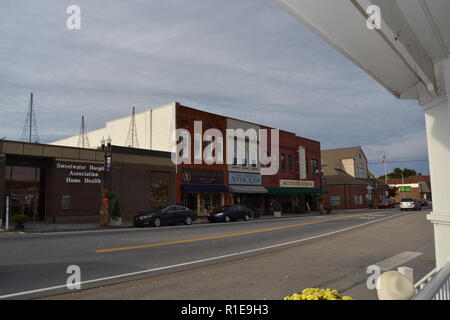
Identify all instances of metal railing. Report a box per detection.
[414,258,450,300]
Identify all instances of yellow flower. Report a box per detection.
[283,288,353,301]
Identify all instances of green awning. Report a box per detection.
[267,188,327,195]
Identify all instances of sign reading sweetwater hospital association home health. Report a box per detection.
[56,162,103,184]
[279,179,315,188]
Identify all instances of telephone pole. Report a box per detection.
[21,93,39,143]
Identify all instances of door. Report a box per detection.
[175,206,188,223]
[162,206,177,224]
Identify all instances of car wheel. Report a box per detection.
[225,216,231,223]
[153,218,161,227]
[184,216,192,225]
[244,214,250,221]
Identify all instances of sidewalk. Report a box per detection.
[0,210,341,233]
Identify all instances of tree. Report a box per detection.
[378,168,418,180]
[388,186,399,197]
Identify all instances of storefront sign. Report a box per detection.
[298,147,307,179]
[228,172,262,185]
[279,179,315,188]
[181,169,224,185]
[56,162,103,184]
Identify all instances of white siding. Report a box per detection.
[50,102,176,152]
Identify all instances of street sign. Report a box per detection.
[399,186,412,192]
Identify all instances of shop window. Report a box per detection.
[62,195,71,210]
[288,155,293,172]
[194,133,202,161]
[281,154,286,170]
[151,172,170,203]
[311,159,318,175]
[204,135,213,162]
[330,195,341,206]
[354,194,364,205]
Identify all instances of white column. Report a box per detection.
[421,57,450,269]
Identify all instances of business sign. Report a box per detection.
[228,172,262,186]
[181,169,224,185]
[298,147,307,179]
[56,162,103,184]
[280,180,315,188]
[399,186,412,192]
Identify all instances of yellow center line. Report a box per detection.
[94,212,376,254]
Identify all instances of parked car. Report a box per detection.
[133,205,197,227]
[377,199,396,209]
[416,199,429,207]
[207,205,253,223]
[399,198,421,211]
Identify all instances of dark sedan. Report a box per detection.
[133,205,197,227]
[207,205,253,223]
[416,199,429,207]
[377,199,396,209]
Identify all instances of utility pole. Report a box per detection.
[21,93,39,143]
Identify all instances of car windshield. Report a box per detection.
[154,206,169,212]
[401,199,414,202]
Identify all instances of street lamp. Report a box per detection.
[100,136,113,227]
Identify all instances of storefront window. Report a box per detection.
[288,155,293,172]
[150,172,170,204]
[5,165,45,221]
[281,154,286,170]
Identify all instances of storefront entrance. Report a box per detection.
[5,160,47,222]
[182,192,224,216]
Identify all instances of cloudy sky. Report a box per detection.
[0,0,429,176]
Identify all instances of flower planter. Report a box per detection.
[110,217,122,227]
[14,223,25,231]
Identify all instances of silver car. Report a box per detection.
[399,198,421,211]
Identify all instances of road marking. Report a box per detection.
[0,211,409,299]
[95,212,382,253]
[316,251,423,291]
[375,251,423,271]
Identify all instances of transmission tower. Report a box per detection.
[125,107,139,148]
[77,115,90,148]
[21,93,39,143]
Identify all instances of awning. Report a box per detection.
[268,188,326,195]
[181,185,228,193]
[228,185,268,194]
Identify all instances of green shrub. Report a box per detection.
[12,214,27,224]
[111,200,121,219]
[272,201,282,212]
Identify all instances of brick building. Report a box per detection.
[51,101,325,218]
[383,176,432,203]
[263,130,323,213]
[321,147,389,210]
[0,140,175,225]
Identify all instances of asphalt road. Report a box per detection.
[0,208,425,299]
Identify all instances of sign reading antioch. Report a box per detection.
[56,162,103,184]
[279,180,315,188]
